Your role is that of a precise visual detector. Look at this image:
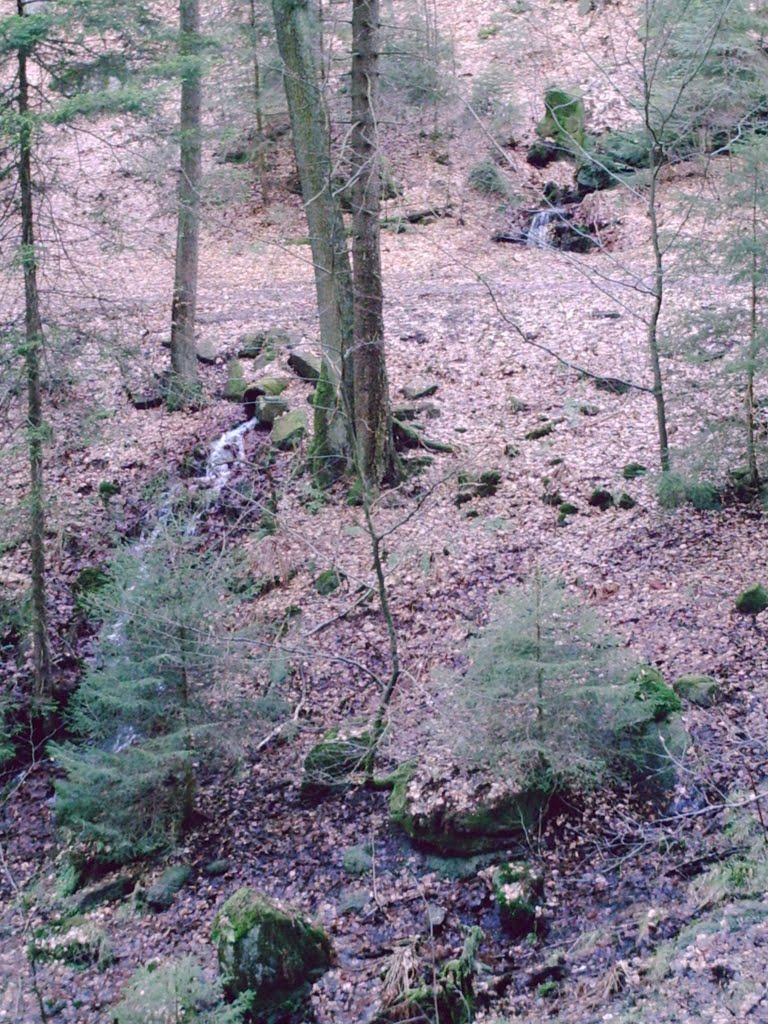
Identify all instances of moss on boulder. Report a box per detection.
[630,666,681,722]
[525,422,554,441]
[315,568,343,596]
[271,409,308,450]
[493,862,544,936]
[536,88,585,153]
[301,725,371,798]
[29,917,112,969]
[736,584,768,615]
[390,765,552,855]
[253,396,289,426]
[673,674,721,708]
[212,888,333,1010]
[224,358,247,400]
[287,349,321,383]
[145,864,191,912]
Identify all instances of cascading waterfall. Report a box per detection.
[526,208,566,249]
[102,417,258,751]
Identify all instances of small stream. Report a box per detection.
[526,207,568,249]
[103,416,259,752]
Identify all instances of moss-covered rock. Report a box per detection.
[69,873,134,914]
[402,381,439,400]
[196,340,219,364]
[630,666,681,722]
[315,568,343,595]
[29,917,112,969]
[536,88,585,153]
[287,349,321,383]
[525,422,554,440]
[576,130,651,192]
[145,864,192,911]
[588,487,614,511]
[455,469,502,505]
[623,462,647,479]
[272,409,308,450]
[526,140,562,168]
[343,844,373,876]
[618,493,637,510]
[736,584,768,615]
[390,766,552,855]
[629,717,690,791]
[673,674,721,708]
[224,358,247,401]
[239,328,298,360]
[253,396,289,426]
[301,725,370,798]
[493,862,544,936]
[212,888,333,1010]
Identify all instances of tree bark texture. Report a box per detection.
[168,0,202,409]
[17,0,51,699]
[271,0,354,479]
[350,0,398,487]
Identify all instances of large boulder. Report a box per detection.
[212,888,333,1012]
[301,724,370,798]
[271,410,308,450]
[287,349,321,383]
[390,765,552,855]
[536,88,585,153]
[673,674,721,708]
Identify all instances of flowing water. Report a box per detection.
[526,208,566,249]
[103,417,258,752]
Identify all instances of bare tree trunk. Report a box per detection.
[746,174,760,490]
[248,0,270,203]
[645,145,671,473]
[271,0,354,483]
[350,0,398,487]
[17,0,51,700]
[168,0,202,410]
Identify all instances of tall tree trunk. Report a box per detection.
[271,0,354,483]
[168,0,202,410]
[17,0,51,700]
[247,0,269,203]
[350,0,398,487]
[646,146,671,473]
[745,172,760,490]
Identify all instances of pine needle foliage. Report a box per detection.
[113,957,252,1024]
[645,0,768,158]
[438,577,668,794]
[50,521,270,867]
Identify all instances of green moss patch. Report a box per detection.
[673,674,721,708]
[736,584,768,615]
[212,888,333,1009]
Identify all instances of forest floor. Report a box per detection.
[2,0,768,1021]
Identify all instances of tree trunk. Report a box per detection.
[350,0,399,488]
[248,0,269,203]
[745,171,760,490]
[271,0,354,482]
[168,0,202,410]
[17,0,51,700]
